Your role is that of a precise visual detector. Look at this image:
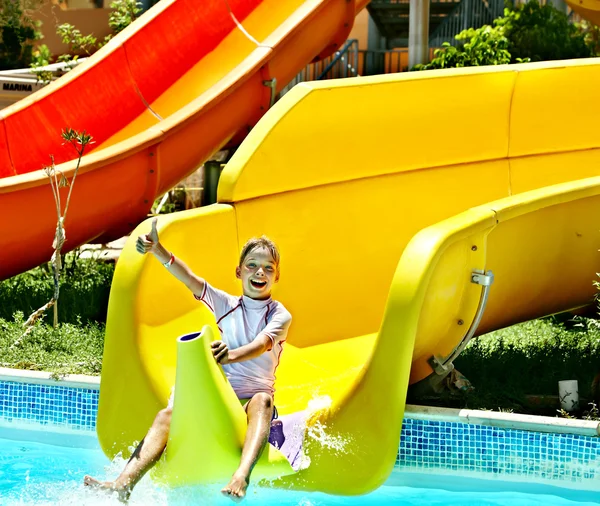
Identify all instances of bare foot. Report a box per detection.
[84,475,131,503]
[221,472,249,501]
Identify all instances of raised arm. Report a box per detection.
[136,217,205,297]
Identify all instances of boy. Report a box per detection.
[84,218,292,501]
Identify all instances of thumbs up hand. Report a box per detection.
[148,217,159,244]
[136,217,160,255]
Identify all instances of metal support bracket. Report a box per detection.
[471,270,494,287]
[263,78,277,109]
[428,269,494,376]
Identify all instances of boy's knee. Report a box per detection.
[252,392,273,410]
[156,407,172,429]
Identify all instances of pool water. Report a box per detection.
[1,434,599,506]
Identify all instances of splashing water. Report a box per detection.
[2,450,170,506]
[306,421,348,453]
[306,394,333,413]
[303,395,352,456]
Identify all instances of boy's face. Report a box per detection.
[236,246,279,300]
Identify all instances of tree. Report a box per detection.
[574,20,600,57]
[414,0,593,71]
[107,0,142,36]
[30,0,142,79]
[413,25,513,71]
[14,129,93,347]
[498,1,591,63]
[0,0,42,70]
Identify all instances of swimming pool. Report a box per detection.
[2,427,599,506]
[2,372,600,505]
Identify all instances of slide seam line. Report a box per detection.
[122,43,164,122]
[506,71,519,197]
[223,0,273,49]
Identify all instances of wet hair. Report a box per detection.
[239,236,280,268]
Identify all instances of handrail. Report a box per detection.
[278,39,359,97]
[359,48,409,74]
[316,38,359,79]
[0,58,87,77]
[428,269,494,375]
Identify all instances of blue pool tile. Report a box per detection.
[0,379,99,431]
[3,379,600,487]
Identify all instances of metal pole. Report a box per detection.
[367,13,384,75]
[203,161,223,206]
[409,0,430,68]
[463,0,471,31]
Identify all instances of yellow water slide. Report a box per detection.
[565,0,600,26]
[98,58,600,493]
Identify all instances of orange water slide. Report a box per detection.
[0,0,367,280]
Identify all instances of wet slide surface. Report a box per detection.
[0,0,365,279]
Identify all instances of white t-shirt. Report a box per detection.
[195,282,292,400]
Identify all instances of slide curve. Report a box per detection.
[565,0,600,26]
[0,0,367,280]
[98,58,600,494]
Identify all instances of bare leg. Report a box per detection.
[84,407,172,502]
[222,393,273,501]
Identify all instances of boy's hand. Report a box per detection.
[211,340,230,365]
[136,218,159,255]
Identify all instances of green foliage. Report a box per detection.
[455,318,600,402]
[0,253,114,324]
[0,313,104,375]
[152,188,193,215]
[152,194,177,215]
[30,0,142,73]
[61,126,93,150]
[0,0,42,70]
[414,25,513,70]
[415,0,592,71]
[107,0,143,36]
[30,42,52,82]
[55,23,99,67]
[576,19,600,56]
[498,1,591,62]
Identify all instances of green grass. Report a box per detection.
[0,313,104,376]
[0,254,110,376]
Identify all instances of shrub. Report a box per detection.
[413,25,512,70]
[455,317,600,400]
[575,19,600,56]
[414,0,592,71]
[0,253,114,324]
[499,1,592,63]
[30,42,52,82]
[30,0,142,74]
[56,23,99,62]
[108,0,143,36]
